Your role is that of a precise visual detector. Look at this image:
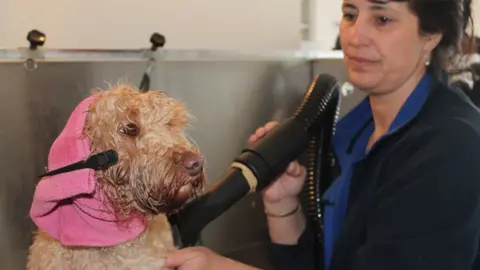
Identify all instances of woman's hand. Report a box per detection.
[248,121,306,206]
[165,247,259,270]
[249,121,307,245]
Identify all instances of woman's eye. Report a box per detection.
[343,13,356,22]
[377,16,390,25]
[119,123,140,136]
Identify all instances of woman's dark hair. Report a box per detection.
[393,0,474,74]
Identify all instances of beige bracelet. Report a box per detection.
[264,203,300,218]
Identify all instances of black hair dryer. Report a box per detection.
[167,72,341,259]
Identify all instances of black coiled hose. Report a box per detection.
[299,76,341,269]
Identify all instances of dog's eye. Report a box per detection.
[119,123,140,136]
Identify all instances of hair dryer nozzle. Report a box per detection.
[234,73,340,189]
[168,73,341,247]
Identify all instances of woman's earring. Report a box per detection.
[425,54,430,66]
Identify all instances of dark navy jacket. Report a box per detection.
[268,71,480,270]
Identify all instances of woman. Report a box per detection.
[165,0,480,269]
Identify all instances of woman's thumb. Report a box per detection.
[285,161,302,177]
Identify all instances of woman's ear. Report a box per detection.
[423,33,443,53]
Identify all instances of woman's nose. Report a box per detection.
[181,152,204,177]
[345,18,370,47]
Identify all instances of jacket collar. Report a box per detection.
[333,71,433,157]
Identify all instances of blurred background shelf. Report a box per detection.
[0,48,344,63]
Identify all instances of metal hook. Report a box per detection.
[22,29,46,72]
[139,33,166,92]
[145,58,156,76]
[24,58,38,72]
[341,82,354,97]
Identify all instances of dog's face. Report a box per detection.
[84,86,205,217]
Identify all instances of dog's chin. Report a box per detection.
[167,175,205,212]
[140,174,205,216]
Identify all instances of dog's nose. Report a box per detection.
[181,152,204,177]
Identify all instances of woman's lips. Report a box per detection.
[347,56,378,70]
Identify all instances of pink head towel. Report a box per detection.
[30,94,147,247]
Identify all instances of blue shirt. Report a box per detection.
[322,72,432,270]
[268,69,480,270]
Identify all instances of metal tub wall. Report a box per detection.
[0,58,355,270]
[154,60,314,270]
[0,62,152,270]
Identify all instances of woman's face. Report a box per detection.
[339,0,441,95]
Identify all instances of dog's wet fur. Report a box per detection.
[27,85,205,270]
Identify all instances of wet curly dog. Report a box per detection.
[26,85,205,270]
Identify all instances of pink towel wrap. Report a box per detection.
[30,93,147,247]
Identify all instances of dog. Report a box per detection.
[26,85,205,270]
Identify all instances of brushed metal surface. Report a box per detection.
[151,60,313,270]
[0,59,353,270]
[0,62,147,270]
[0,48,344,63]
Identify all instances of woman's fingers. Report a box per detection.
[164,248,200,268]
[248,121,279,144]
[165,247,210,269]
[264,121,279,131]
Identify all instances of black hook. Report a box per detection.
[139,33,166,92]
[150,33,166,51]
[27,30,46,50]
[23,29,46,71]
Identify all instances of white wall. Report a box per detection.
[0,0,302,50]
[4,1,480,52]
[303,0,480,51]
[302,0,342,50]
[473,1,480,36]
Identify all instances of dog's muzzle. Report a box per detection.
[168,174,204,210]
[166,151,205,211]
